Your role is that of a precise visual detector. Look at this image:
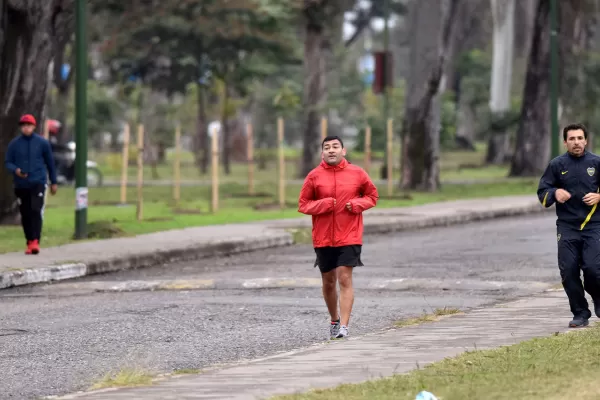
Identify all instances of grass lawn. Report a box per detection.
[0,174,537,254]
[93,144,510,183]
[274,324,600,400]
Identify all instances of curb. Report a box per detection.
[0,200,550,291]
[363,201,548,235]
[51,277,552,293]
[0,233,293,290]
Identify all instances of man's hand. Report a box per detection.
[15,168,27,178]
[583,192,600,206]
[50,184,58,195]
[555,189,571,203]
[346,202,353,212]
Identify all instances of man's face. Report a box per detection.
[322,139,346,165]
[20,124,35,136]
[564,129,587,156]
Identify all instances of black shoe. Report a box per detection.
[569,317,589,328]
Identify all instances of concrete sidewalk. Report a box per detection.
[0,195,549,290]
[54,289,574,400]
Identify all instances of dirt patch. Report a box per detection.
[85,220,126,239]
[172,208,205,215]
[146,217,175,222]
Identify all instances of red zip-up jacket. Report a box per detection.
[298,158,379,248]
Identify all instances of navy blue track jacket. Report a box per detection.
[4,133,57,189]
[537,151,600,230]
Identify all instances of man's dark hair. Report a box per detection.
[322,135,344,149]
[563,123,588,141]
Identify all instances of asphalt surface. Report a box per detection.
[0,213,561,400]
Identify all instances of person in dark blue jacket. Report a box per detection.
[4,114,58,255]
[538,123,600,328]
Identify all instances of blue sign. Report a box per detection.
[61,64,71,81]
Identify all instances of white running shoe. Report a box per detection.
[335,325,349,339]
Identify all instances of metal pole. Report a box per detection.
[74,0,88,239]
[381,0,390,179]
[550,0,559,158]
[383,0,389,120]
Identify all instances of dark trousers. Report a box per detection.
[557,225,600,319]
[14,184,46,243]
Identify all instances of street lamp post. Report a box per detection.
[74,0,88,239]
[550,0,559,158]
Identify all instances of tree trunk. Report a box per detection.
[558,0,591,148]
[486,0,516,165]
[454,79,477,150]
[0,1,64,224]
[515,0,537,59]
[400,0,458,191]
[509,0,551,176]
[300,16,326,178]
[485,132,511,164]
[509,0,584,176]
[194,82,208,175]
[52,46,74,144]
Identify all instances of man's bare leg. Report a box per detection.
[337,266,354,327]
[321,269,339,321]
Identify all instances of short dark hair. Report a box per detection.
[322,135,344,149]
[563,123,588,141]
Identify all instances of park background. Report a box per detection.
[0,0,595,253]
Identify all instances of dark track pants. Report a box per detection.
[557,226,600,319]
[14,184,46,243]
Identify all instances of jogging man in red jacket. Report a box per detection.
[298,135,379,339]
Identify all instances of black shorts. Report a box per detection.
[314,245,363,274]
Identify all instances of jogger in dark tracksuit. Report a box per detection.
[4,114,58,255]
[538,123,600,328]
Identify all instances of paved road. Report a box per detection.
[0,213,560,399]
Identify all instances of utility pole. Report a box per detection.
[550,0,559,158]
[74,0,88,239]
[381,0,390,179]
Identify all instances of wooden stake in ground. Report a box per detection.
[247,122,254,196]
[211,125,219,213]
[278,117,285,209]
[120,123,130,205]
[173,123,181,205]
[321,116,327,142]
[387,118,393,197]
[364,125,372,175]
[136,124,144,221]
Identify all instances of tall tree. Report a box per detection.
[509,0,585,176]
[299,0,406,177]
[300,0,333,177]
[400,0,459,191]
[485,0,516,165]
[50,3,75,145]
[0,0,73,224]
[102,0,294,175]
[448,0,491,150]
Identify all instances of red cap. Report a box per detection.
[19,114,36,126]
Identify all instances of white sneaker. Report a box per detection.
[335,325,349,339]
